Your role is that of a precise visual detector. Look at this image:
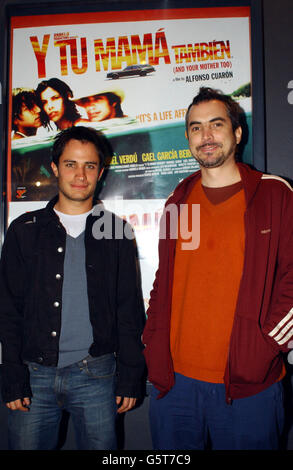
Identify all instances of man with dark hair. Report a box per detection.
[51,125,109,167]
[74,90,125,122]
[0,126,145,450]
[185,86,241,133]
[143,87,293,450]
[12,88,42,139]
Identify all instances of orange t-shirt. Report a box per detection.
[170,180,246,383]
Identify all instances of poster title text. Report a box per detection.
[30,30,231,78]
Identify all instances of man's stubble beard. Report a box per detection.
[193,142,237,169]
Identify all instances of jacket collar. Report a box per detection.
[237,163,263,208]
[167,162,263,208]
[40,195,102,226]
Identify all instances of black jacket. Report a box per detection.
[0,197,145,403]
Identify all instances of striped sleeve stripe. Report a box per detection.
[274,318,293,342]
[261,174,293,191]
[268,308,293,344]
[277,327,293,346]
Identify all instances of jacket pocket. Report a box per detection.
[143,329,174,392]
[229,316,282,385]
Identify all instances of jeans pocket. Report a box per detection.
[84,353,116,379]
[25,361,40,372]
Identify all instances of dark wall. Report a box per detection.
[263,0,293,180]
[262,0,293,450]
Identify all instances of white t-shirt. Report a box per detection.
[54,208,93,238]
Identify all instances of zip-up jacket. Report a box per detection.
[0,197,145,403]
[143,163,293,401]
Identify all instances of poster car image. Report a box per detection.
[106,63,156,79]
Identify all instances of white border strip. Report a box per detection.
[274,318,293,342]
[277,327,293,345]
[268,308,293,338]
[261,174,293,192]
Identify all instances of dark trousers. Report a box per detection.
[150,372,284,450]
[8,354,117,450]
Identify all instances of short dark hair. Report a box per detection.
[102,92,124,117]
[12,88,39,131]
[185,87,241,134]
[52,126,110,168]
[36,77,81,128]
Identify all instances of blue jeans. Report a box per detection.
[8,354,117,450]
[150,373,284,450]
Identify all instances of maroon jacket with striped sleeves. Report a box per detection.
[142,163,293,402]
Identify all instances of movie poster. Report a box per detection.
[8,6,252,307]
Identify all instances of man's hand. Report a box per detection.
[6,397,31,412]
[116,396,136,414]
